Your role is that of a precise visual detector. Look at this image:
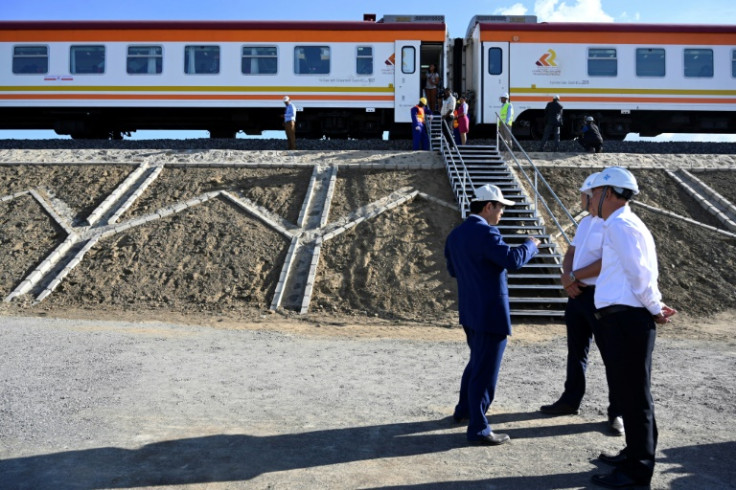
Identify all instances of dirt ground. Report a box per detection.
[1,150,735,334]
[1,149,735,489]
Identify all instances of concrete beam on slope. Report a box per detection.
[35,235,102,303]
[679,169,736,226]
[106,164,165,225]
[272,164,338,313]
[270,236,301,311]
[321,187,419,243]
[667,169,736,232]
[28,189,76,236]
[85,162,150,227]
[220,191,298,239]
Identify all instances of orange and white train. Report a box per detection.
[1,14,735,139]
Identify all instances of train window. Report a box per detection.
[684,49,713,78]
[732,49,736,77]
[184,46,220,74]
[356,46,373,75]
[70,45,105,74]
[401,46,415,74]
[12,45,48,74]
[488,48,502,75]
[636,48,665,77]
[588,48,617,77]
[242,46,277,75]
[127,46,163,75]
[295,46,330,75]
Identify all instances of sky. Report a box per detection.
[2,0,735,141]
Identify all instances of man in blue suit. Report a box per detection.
[445,184,540,445]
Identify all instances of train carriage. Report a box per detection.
[464,16,736,139]
[0,16,447,139]
[2,14,736,141]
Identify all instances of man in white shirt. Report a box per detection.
[588,167,676,489]
[440,89,456,142]
[540,173,623,436]
[282,96,296,150]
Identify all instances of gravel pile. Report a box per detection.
[1,137,735,154]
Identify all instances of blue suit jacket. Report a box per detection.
[445,214,538,335]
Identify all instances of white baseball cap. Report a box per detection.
[283,96,290,102]
[473,184,515,206]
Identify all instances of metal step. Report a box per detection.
[509,297,568,303]
[508,284,565,290]
[509,273,562,279]
[511,309,565,317]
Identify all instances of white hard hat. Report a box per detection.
[473,184,515,206]
[283,96,290,102]
[585,116,594,122]
[579,172,600,193]
[592,167,639,195]
[553,95,560,100]
[501,93,509,99]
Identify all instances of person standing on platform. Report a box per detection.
[282,96,296,150]
[440,89,457,142]
[411,97,430,151]
[445,184,540,446]
[456,96,470,145]
[499,93,514,149]
[540,95,563,152]
[425,64,440,113]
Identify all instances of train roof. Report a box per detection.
[0,19,447,43]
[0,19,446,31]
[472,21,736,44]
[475,21,736,33]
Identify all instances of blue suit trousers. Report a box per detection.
[454,327,507,440]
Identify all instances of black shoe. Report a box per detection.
[468,432,510,446]
[598,449,627,466]
[540,400,579,415]
[592,469,650,488]
[609,416,625,436]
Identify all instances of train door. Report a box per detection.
[483,42,510,125]
[394,40,421,123]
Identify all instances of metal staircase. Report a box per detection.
[432,117,568,317]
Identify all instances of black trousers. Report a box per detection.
[561,287,619,418]
[540,123,560,151]
[595,306,658,481]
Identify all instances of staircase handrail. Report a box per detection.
[437,115,472,218]
[496,114,577,245]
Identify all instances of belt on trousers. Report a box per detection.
[594,304,647,320]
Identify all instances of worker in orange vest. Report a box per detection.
[411,97,430,150]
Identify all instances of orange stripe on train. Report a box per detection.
[0,94,395,101]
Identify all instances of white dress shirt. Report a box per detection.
[594,206,663,315]
[571,215,603,286]
[441,94,456,117]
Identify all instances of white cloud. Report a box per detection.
[618,10,642,22]
[494,3,529,15]
[534,0,614,22]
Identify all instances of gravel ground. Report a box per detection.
[1,140,735,489]
[1,315,735,489]
[1,137,736,155]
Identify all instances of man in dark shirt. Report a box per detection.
[540,95,563,152]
